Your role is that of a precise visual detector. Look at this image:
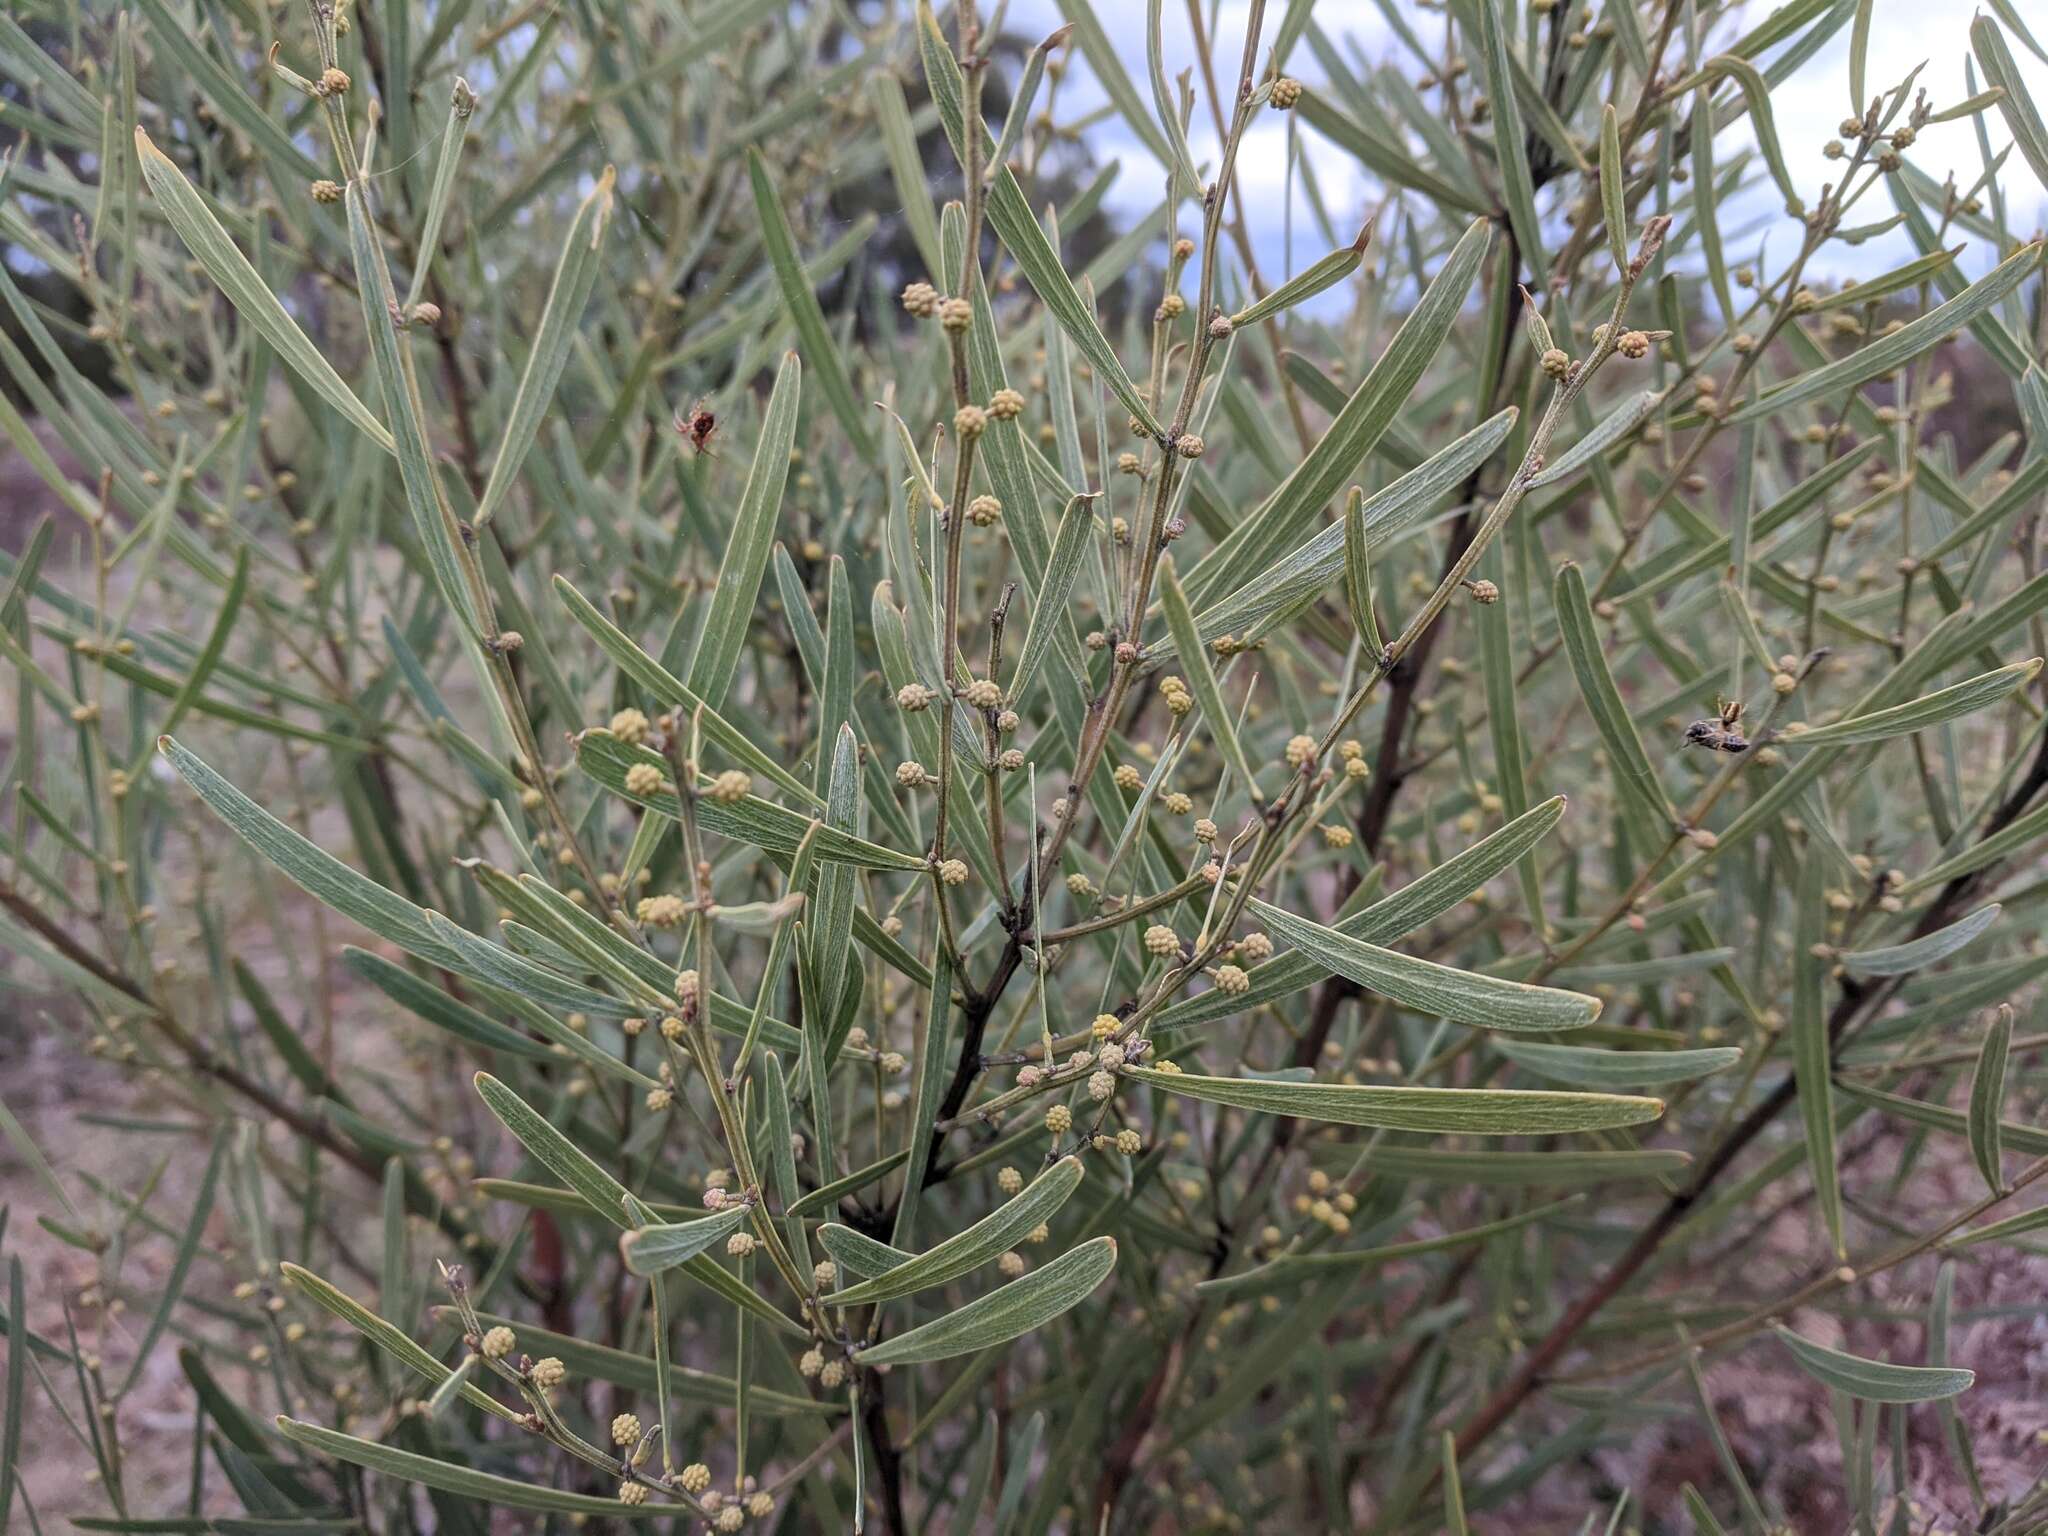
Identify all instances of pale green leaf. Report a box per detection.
[1125,1065,1661,1133]
[918,2,1162,438]
[1972,16,2048,188]
[472,168,615,530]
[1182,408,1517,645]
[1792,855,1844,1260]
[1473,0,1545,273]
[160,738,463,970]
[1731,241,2043,422]
[1244,897,1602,1034]
[1494,1041,1741,1089]
[1158,795,1568,1032]
[1555,561,1680,833]
[689,351,802,709]
[1783,660,2039,749]
[275,1419,669,1514]
[1158,555,1261,801]
[1840,904,2000,976]
[621,1207,754,1276]
[855,1236,1117,1367]
[343,179,479,633]
[1009,494,1096,703]
[748,149,874,459]
[1230,224,1372,327]
[475,1072,635,1229]
[1772,1327,1973,1403]
[280,1264,516,1422]
[1334,1145,1692,1184]
[134,131,391,453]
[1187,218,1491,600]
[1599,102,1628,273]
[1968,1006,2013,1194]
[828,1157,1084,1306]
[552,573,821,806]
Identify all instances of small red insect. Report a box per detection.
[676,399,718,455]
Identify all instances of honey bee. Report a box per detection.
[676,399,718,455]
[1682,696,1750,754]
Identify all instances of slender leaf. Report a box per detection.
[1159,795,1568,1031]
[275,1419,668,1513]
[1125,1065,1662,1133]
[1495,1041,1741,1089]
[1967,1006,2013,1194]
[1840,904,2000,976]
[689,351,803,709]
[621,1207,754,1276]
[918,2,1162,437]
[472,168,615,529]
[1731,241,2043,422]
[855,1237,1118,1366]
[134,131,391,453]
[748,149,874,459]
[1245,896,1602,1033]
[475,1072,634,1228]
[1158,555,1261,801]
[829,1157,1084,1306]
[1555,561,1680,832]
[1772,1328,1973,1403]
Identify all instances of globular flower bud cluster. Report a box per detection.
[638,893,686,928]
[706,770,751,803]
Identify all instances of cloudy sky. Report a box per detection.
[1003,0,2048,290]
